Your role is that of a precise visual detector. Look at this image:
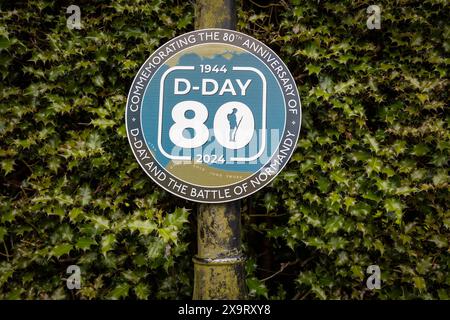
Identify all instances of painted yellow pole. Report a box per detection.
[193,0,247,300]
[193,202,247,299]
[195,0,236,30]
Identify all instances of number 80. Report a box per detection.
[168,100,254,150]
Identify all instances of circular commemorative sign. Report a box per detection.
[126,29,301,203]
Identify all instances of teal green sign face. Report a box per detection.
[126,29,301,203]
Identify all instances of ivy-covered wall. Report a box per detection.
[0,0,448,299]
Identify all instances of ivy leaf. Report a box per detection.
[411,144,430,156]
[344,197,355,210]
[107,283,130,300]
[163,207,189,230]
[128,219,157,236]
[91,119,115,129]
[350,202,371,217]
[305,64,321,75]
[384,198,405,224]
[0,36,14,49]
[69,208,83,222]
[1,159,15,174]
[317,176,331,193]
[147,238,165,259]
[76,237,97,251]
[158,227,178,244]
[134,283,150,300]
[101,234,116,255]
[246,277,268,299]
[324,216,344,234]
[366,158,383,175]
[365,134,379,153]
[304,237,325,248]
[311,285,327,299]
[328,237,348,251]
[428,235,447,248]
[51,244,73,258]
[330,169,348,185]
[384,198,403,213]
[413,277,426,291]
[92,74,104,87]
[78,185,92,206]
[90,216,110,231]
[432,169,448,186]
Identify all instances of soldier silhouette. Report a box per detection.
[227,108,238,142]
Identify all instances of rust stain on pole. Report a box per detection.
[193,0,247,300]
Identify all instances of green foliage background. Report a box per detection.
[0,0,448,299]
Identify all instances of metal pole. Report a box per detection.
[193,202,247,299]
[195,0,236,30]
[193,0,247,300]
